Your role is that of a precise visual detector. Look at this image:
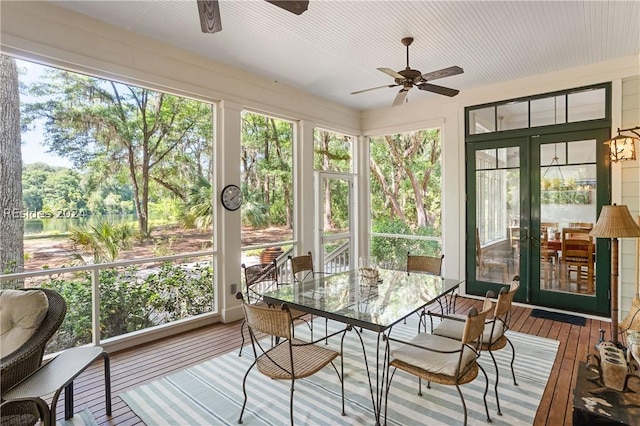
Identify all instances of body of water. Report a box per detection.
[25,213,139,235]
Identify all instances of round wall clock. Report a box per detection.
[221,184,243,211]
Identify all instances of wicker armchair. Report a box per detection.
[385,299,494,426]
[0,398,51,426]
[236,293,348,425]
[1,288,66,426]
[431,276,520,416]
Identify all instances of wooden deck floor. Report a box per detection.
[53,297,608,425]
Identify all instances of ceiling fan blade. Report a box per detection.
[392,89,410,106]
[421,66,464,82]
[264,0,309,15]
[351,84,398,95]
[197,0,222,33]
[377,67,405,80]
[418,83,460,97]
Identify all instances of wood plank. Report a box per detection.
[39,298,604,425]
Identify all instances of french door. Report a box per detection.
[315,172,354,273]
[466,129,610,315]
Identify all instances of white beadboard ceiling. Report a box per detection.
[50,0,640,111]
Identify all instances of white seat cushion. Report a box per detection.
[390,333,476,377]
[434,317,505,343]
[0,289,49,358]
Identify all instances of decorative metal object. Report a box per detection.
[604,126,639,162]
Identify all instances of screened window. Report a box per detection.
[3,56,216,351]
[369,128,442,269]
[240,111,294,263]
[313,128,353,172]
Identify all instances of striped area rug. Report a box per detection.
[57,409,97,426]
[121,316,558,425]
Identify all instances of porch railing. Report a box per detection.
[0,250,217,355]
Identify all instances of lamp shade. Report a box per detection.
[605,134,637,162]
[590,204,640,238]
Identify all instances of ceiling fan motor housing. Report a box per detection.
[395,68,423,85]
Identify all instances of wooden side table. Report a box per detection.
[3,346,111,425]
[572,361,640,425]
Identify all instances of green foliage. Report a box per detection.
[22,163,87,212]
[69,219,134,263]
[241,112,293,229]
[42,261,214,352]
[313,129,352,172]
[143,261,215,320]
[370,218,441,269]
[179,177,214,230]
[241,187,269,227]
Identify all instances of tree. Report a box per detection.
[370,129,442,231]
[314,129,352,231]
[22,68,213,236]
[0,55,24,278]
[241,113,293,228]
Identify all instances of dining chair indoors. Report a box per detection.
[475,228,508,283]
[540,228,559,287]
[560,227,594,294]
[238,261,309,357]
[236,293,349,425]
[430,276,521,416]
[384,299,494,426]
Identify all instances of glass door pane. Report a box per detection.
[317,173,353,274]
[539,140,597,296]
[474,146,521,286]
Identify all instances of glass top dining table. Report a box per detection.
[262,268,463,333]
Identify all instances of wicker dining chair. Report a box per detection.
[406,253,444,276]
[287,251,329,340]
[561,227,595,294]
[238,261,309,357]
[406,252,455,329]
[236,293,349,425]
[431,276,521,416]
[384,299,494,426]
[1,288,67,426]
[288,251,322,282]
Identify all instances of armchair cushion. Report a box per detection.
[434,317,505,343]
[390,333,476,376]
[0,290,49,358]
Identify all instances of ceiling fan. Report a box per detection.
[351,37,463,106]
[197,0,309,34]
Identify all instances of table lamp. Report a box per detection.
[590,204,640,347]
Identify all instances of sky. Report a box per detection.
[17,59,73,168]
